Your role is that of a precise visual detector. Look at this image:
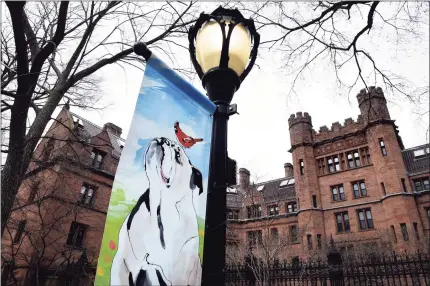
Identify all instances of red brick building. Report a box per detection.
[1,87,429,284]
[1,104,124,285]
[226,87,430,262]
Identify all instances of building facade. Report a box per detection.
[226,87,430,262]
[1,104,124,285]
[1,87,429,284]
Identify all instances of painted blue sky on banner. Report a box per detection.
[114,56,215,218]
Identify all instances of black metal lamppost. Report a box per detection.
[188,6,260,285]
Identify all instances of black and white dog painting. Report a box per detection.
[111,137,203,286]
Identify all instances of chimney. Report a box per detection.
[239,168,250,190]
[284,163,293,178]
[103,122,122,137]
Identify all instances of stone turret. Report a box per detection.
[288,110,324,259]
[357,86,390,123]
[288,112,313,146]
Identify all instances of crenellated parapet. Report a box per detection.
[288,112,314,146]
[357,86,391,122]
[288,112,312,128]
[356,86,385,105]
[313,115,365,143]
[288,86,393,150]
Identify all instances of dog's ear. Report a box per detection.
[190,167,203,195]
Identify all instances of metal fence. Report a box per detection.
[225,252,430,286]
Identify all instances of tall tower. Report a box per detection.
[357,87,421,251]
[288,112,325,256]
[357,86,391,124]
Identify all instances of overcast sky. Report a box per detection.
[67,2,429,183]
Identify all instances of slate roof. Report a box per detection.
[255,177,296,204]
[70,112,125,158]
[227,177,296,208]
[226,191,243,208]
[402,143,430,176]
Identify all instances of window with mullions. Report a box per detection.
[352,181,367,198]
[247,205,261,219]
[347,150,361,168]
[267,205,280,216]
[413,178,430,192]
[286,202,298,213]
[327,156,340,173]
[79,184,96,205]
[91,149,105,169]
[335,212,350,232]
[227,209,239,220]
[332,185,345,201]
[353,151,361,167]
[357,209,374,230]
[66,222,88,247]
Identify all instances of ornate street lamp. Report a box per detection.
[189,6,259,102]
[188,6,260,285]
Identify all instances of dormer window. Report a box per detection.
[257,185,265,191]
[279,180,288,187]
[91,149,105,169]
[279,178,294,188]
[414,147,430,158]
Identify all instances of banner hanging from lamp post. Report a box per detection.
[94,53,216,286]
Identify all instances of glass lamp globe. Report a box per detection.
[195,20,252,77]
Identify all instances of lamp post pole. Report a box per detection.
[188,7,260,285]
[202,70,239,285]
[204,103,229,285]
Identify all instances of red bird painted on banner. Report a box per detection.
[174,121,203,148]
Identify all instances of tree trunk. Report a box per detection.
[2,1,31,237]
[1,88,65,235]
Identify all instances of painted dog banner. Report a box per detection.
[95,54,216,286]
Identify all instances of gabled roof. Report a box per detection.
[402,143,430,176]
[70,112,125,158]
